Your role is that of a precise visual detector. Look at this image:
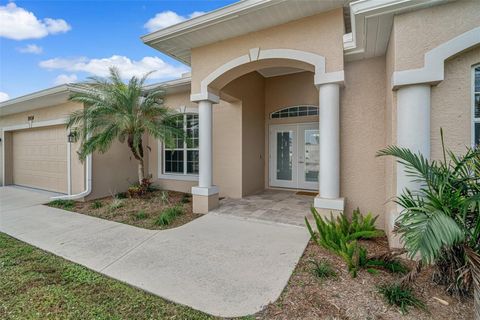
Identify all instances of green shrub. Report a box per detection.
[155,206,184,226]
[309,260,336,279]
[378,283,426,314]
[109,198,124,211]
[90,200,103,209]
[135,210,147,220]
[115,192,127,199]
[366,258,409,274]
[160,191,170,205]
[181,193,191,204]
[48,199,75,210]
[306,208,384,277]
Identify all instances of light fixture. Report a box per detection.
[67,131,77,143]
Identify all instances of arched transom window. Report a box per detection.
[270,105,318,119]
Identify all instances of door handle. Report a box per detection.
[298,161,305,164]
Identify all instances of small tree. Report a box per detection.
[377,130,480,318]
[67,67,182,184]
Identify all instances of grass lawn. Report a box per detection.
[48,190,201,230]
[0,232,216,320]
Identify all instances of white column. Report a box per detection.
[319,83,340,199]
[396,84,431,194]
[198,100,213,188]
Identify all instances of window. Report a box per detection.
[270,105,318,119]
[164,113,199,176]
[474,65,480,146]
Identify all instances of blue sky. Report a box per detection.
[0,0,236,101]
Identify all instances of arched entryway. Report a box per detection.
[189,48,345,215]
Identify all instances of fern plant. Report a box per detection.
[306,208,384,277]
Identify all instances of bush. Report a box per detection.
[109,198,124,211]
[115,192,127,199]
[134,210,147,220]
[127,179,152,198]
[181,193,191,204]
[309,260,337,279]
[155,206,184,226]
[378,283,426,314]
[306,208,384,277]
[49,199,75,210]
[91,200,102,209]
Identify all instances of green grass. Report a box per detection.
[0,232,214,320]
[134,210,148,220]
[378,283,426,314]
[309,260,337,279]
[48,199,76,210]
[155,206,184,226]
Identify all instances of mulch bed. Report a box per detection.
[257,238,473,320]
[64,190,201,230]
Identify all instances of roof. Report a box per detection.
[142,0,349,65]
[0,77,192,117]
[142,0,448,64]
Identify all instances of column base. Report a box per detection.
[312,196,345,220]
[192,186,219,214]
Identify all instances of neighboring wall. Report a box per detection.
[190,8,345,94]
[223,72,265,196]
[431,46,480,158]
[341,57,386,227]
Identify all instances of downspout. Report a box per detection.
[50,152,92,201]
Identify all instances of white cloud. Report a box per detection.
[144,10,205,32]
[0,92,10,102]
[40,55,188,80]
[54,74,77,85]
[0,2,71,40]
[18,44,43,54]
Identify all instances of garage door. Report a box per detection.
[12,125,68,193]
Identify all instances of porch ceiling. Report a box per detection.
[141,0,349,65]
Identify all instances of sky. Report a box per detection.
[0,0,236,101]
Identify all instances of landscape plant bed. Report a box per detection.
[258,238,473,320]
[48,190,201,230]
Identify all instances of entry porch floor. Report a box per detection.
[213,189,315,227]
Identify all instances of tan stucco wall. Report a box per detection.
[431,46,480,159]
[223,72,265,196]
[393,0,480,72]
[86,140,138,200]
[341,57,386,227]
[190,8,345,94]
[384,26,398,236]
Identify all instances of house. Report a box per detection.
[1,0,479,247]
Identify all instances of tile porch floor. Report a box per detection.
[212,189,315,227]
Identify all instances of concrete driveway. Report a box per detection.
[0,186,310,317]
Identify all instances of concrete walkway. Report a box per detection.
[0,187,310,317]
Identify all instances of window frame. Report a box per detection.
[158,107,199,181]
[472,64,480,147]
[270,105,319,119]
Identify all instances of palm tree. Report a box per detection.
[67,67,182,184]
[377,130,480,319]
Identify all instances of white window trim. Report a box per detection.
[157,106,199,181]
[472,64,480,147]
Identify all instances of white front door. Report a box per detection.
[269,123,319,190]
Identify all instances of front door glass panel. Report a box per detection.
[304,129,319,182]
[276,131,293,180]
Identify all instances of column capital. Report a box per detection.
[314,70,344,88]
[190,92,219,104]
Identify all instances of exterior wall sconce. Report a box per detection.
[67,131,78,143]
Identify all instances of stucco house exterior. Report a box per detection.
[1,0,479,247]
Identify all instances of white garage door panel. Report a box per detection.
[12,125,68,193]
